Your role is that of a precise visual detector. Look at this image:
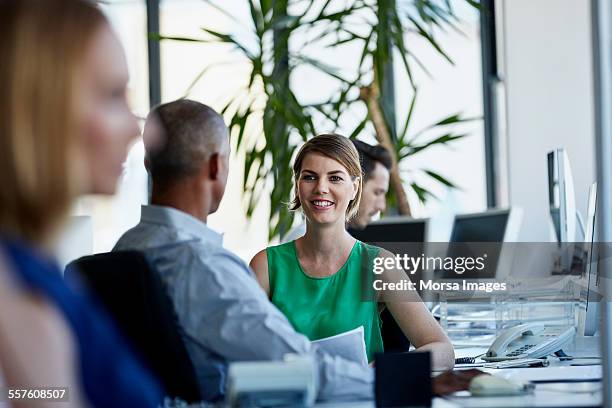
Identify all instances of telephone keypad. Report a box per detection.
[507,344,535,357]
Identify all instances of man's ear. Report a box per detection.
[208,153,220,180]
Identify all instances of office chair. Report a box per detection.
[65,251,201,403]
[380,308,411,353]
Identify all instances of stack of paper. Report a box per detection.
[312,326,368,367]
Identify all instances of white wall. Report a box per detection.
[54,216,93,270]
[499,0,596,241]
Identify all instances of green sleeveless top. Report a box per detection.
[266,240,383,362]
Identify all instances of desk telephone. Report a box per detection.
[482,323,576,362]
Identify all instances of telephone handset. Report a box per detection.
[482,323,576,362]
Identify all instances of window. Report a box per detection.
[59,0,149,264]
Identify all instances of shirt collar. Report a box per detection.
[140,205,223,246]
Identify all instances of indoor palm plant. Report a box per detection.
[159,0,479,239]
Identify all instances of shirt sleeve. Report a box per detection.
[179,249,374,401]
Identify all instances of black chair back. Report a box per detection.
[65,251,201,403]
[380,308,412,353]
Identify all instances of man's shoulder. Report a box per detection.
[113,222,150,251]
[163,242,257,297]
[113,222,253,280]
[190,240,243,263]
[113,221,188,253]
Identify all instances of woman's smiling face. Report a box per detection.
[297,152,358,226]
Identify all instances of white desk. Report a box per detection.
[441,340,602,407]
[316,366,602,408]
[439,365,602,407]
[316,339,603,408]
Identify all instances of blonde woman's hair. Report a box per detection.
[290,134,363,220]
[0,0,107,242]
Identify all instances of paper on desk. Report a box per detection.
[312,326,368,367]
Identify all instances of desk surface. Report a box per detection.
[315,337,603,407]
[317,358,602,407]
[443,340,602,407]
[440,365,602,407]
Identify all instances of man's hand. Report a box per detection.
[432,369,486,396]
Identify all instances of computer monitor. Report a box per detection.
[449,208,522,243]
[350,216,427,291]
[441,208,522,279]
[548,148,578,243]
[349,216,427,243]
[582,183,600,336]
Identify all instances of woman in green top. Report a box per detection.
[250,134,454,368]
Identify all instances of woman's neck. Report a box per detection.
[300,220,355,259]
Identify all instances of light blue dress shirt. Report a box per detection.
[113,205,373,402]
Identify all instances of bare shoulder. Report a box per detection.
[249,249,268,271]
[249,249,270,296]
[377,248,395,259]
[371,247,397,264]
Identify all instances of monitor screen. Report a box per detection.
[582,183,599,336]
[450,211,510,243]
[350,217,427,295]
[441,210,511,279]
[350,218,426,243]
[547,148,577,243]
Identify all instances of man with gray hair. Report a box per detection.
[113,99,374,402]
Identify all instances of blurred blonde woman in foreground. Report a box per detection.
[0,1,163,406]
